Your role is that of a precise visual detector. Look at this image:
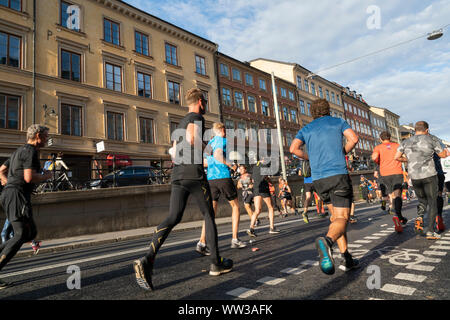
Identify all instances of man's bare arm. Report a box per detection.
[394,150,408,162]
[289,139,308,160]
[343,128,358,154]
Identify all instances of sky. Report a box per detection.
[124,0,450,141]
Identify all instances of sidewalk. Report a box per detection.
[16,201,367,258]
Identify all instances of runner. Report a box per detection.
[290,98,359,275]
[196,122,246,255]
[394,121,449,239]
[133,89,232,291]
[278,178,293,218]
[0,125,52,289]
[268,180,282,217]
[246,157,280,237]
[372,131,408,229]
[236,164,258,226]
[430,135,447,232]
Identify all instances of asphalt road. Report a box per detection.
[0,200,449,302]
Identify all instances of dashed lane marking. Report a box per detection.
[435,240,450,245]
[381,224,388,227]
[281,267,307,275]
[429,245,450,250]
[422,257,441,263]
[394,273,427,283]
[300,260,319,267]
[381,284,416,296]
[364,236,381,240]
[405,264,435,272]
[354,240,372,244]
[372,233,388,236]
[226,288,259,299]
[257,277,286,286]
[423,251,447,256]
[347,244,363,248]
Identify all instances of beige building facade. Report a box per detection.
[0,0,220,181]
[370,106,401,143]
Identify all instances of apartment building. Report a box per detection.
[0,0,220,181]
[370,111,388,142]
[370,106,401,143]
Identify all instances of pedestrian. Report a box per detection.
[394,121,448,239]
[360,175,370,203]
[431,135,447,232]
[0,125,52,288]
[268,180,282,217]
[236,164,259,226]
[195,122,246,256]
[278,178,293,218]
[290,98,360,275]
[133,88,232,291]
[372,131,408,229]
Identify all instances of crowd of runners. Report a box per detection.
[0,90,448,290]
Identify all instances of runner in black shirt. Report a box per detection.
[0,125,51,289]
[133,88,232,291]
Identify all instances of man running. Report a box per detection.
[133,89,232,291]
[236,164,257,225]
[196,122,246,255]
[290,98,359,275]
[0,125,52,288]
[372,131,408,227]
[394,121,448,239]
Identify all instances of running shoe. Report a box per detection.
[231,239,247,249]
[302,212,309,224]
[196,242,211,256]
[0,279,11,290]
[339,258,360,272]
[315,237,335,275]
[436,216,446,232]
[414,217,424,235]
[31,241,41,255]
[133,257,154,291]
[319,212,328,218]
[254,219,261,227]
[393,216,403,233]
[246,228,257,237]
[349,217,357,224]
[209,257,233,276]
[269,227,281,234]
[381,200,386,211]
[426,232,441,240]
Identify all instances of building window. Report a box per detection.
[201,90,209,112]
[106,111,124,141]
[300,100,305,114]
[104,18,120,46]
[61,104,82,136]
[0,32,20,68]
[165,43,177,66]
[281,88,287,98]
[0,93,19,129]
[283,107,289,121]
[232,68,241,81]
[135,31,149,56]
[336,95,340,106]
[331,92,336,104]
[168,80,180,104]
[307,102,311,116]
[286,132,293,146]
[261,99,269,116]
[225,120,234,130]
[319,86,323,98]
[289,90,295,101]
[249,124,259,141]
[247,95,256,113]
[326,89,330,101]
[237,122,246,139]
[137,72,152,98]
[61,50,81,82]
[296,76,302,90]
[259,79,266,91]
[169,121,179,136]
[61,1,80,31]
[105,63,122,92]
[311,83,316,96]
[245,73,253,86]
[195,55,206,75]
[222,88,231,106]
[266,128,272,144]
[304,79,309,93]
[234,91,243,109]
[0,0,21,11]
[290,109,297,123]
[139,117,154,144]
[220,63,229,77]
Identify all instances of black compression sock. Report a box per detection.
[325,236,334,248]
[342,250,353,262]
[394,197,403,218]
[437,196,444,216]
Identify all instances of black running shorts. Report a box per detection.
[313,174,353,209]
[304,183,315,194]
[253,180,271,198]
[209,178,238,201]
[437,174,445,193]
[380,174,403,194]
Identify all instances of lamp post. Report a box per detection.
[271,72,287,180]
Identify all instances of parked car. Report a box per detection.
[89,166,157,189]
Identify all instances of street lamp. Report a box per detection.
[427,29,444,41]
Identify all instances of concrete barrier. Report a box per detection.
[0,171,374,239]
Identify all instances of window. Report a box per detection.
[311,82,316,95]
[307,102,311,116]
[170,121,179,136]
[326,89,330,101]
[222,88,231,106]
[331,92,336,104]
[249,124,259,141]
[0,0,21,11]
[105,63,122,92]
[296,76,302,89]
[232,68,241,81]
[0,93,19,129]
[0,32,20,68]
[261,99,269,116]
[304,79,309,93]
[336,95,340,106]
[195,55,206,75]
[225,120,234,130]
[140,117,154,144]
[165,43,177,66]
[135,31,149,56]
[247,95,256,113]
[61,104,82,136]
[220,63,229,77]
[61,50,81,82]
[237,122,246,139]
[107,111,124,141]
[168,80,180,104]
[104,18,120,45]
[266,128,272,144]
[201,90,209,112]
[259,79,266,91]
[286,133,293,146]
[137,72,152,98]
[300,100,305,114]
[344,102,348,111]
[245,73,253,86]
[290,109,297,123]
[289,90,295,101]
[234,91,243,109]
[319,86,323,98]
[283,107,289,121]
[281,88,287,98]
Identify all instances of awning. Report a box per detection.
[106,154,133,167]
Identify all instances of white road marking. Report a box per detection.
[301,260,319,266]
[435,240,450,245]
[379,230,394,233]
[405,264,435,272]
[429,245,450,250]
[372,233,388,236]
[281,267,307,275]
[380,224,388,227]
[355,240,372,244]
[381,284,416,296]
[226,287,259,299]
[347,244,363,248]
[422,257,441,263]
[257,276,286,286]
[368,298,384,300]
[423,251,447,256]
[394,273,427,283]
[365,236,381,240]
